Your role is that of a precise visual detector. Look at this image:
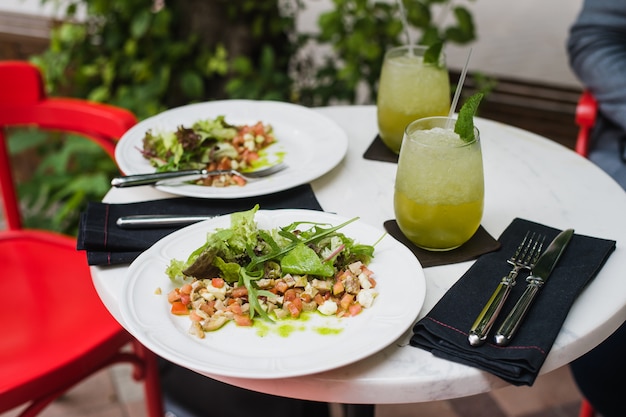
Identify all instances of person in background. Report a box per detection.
[567,1,626,416]
[567,0,626,188]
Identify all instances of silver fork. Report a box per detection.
[110,163,288,188]
[468,232,545,346]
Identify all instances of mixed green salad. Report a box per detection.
[140,116,276,186]
[165,206,381,337]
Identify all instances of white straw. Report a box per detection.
[397,0,413,46]
[446,48,472,128]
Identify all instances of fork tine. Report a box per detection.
[529,234,546,264]
[239,162,287,179]
[518,232,545,267]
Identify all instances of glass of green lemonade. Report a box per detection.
[377,45,451,154]
[394,116,484,251]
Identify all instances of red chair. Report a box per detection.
[0,61,164,417]
[574,90,598,158]
[574,90,598,417]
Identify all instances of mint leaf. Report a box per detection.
[454,92,483,143]
[423,41,443,66]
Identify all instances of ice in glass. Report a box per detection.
[394,116,484,251]
[377,45,451,154]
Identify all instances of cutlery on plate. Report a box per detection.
[468,232,545,346]
[116,214,214,229]
[494,228,575,346]
[110,163,287,188]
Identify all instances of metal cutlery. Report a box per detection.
[116,214,214,229]
[494,228,575,346]
[110,163,287,188]
[468,232,545,346]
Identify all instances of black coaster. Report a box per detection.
[363,135,398,163]
[384,220,501,268]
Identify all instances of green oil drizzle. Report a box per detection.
[252,311,343,338]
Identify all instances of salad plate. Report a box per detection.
[120,209,426,379]
[114,100,348,199]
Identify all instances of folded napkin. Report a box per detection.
[78,184,323,266]
[411,218,616,386]
[363,135,399,163]
[384,220,501,267]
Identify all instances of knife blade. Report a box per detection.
[111,169,217,188]
[116,214,214,229]
[494,228,574,346]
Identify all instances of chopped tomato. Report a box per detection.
[227,303,243,315]
[232,175,246,186]
[348,303,363,316]
[284,288,297,302]
[332,281,345,295]
[231,286,248,298]
[189,310,203,322]
[287,298,303,318]
[211,278,225,288]
[167,289,181,303]
[170,301,189,315]
[274,280,289,294]
[340,293,354,311]
[233,314,253,327]
[180,293,191,305]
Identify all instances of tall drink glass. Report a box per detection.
[394,116,484,251]
[377,45,451,154]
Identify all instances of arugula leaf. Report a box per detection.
[454,92,483,143]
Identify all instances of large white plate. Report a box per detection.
[115,100,348,199]
[120,209,426,379]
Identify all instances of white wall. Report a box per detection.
[445,0,583,88]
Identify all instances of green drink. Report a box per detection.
[394,116,484,251]
[377,45,451,154]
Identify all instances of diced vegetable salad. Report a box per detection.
[165,206,379,337]
[140,116,276,187]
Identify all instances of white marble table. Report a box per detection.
[92,105,626,405]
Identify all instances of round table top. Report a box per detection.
[92,105,626,404]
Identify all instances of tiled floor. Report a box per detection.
[2,358,586,417]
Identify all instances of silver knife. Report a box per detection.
[116,214,214,229]
[111,169,225,188]
[494,228,575,346]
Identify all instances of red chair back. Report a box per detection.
[0,60,135,230]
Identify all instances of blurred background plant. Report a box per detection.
[13,0,476,235]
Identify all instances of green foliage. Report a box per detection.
[301,0,476,105]
[8,129,118,235]
[21,0,476,236]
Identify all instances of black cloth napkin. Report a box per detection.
[410,218,616,386]
[78,184,323,266]
[363,135,398,163]
[384,220,501,267]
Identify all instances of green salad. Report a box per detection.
[165,206,381,337]
[141,116,276,187]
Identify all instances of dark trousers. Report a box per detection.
[570,320,626,417]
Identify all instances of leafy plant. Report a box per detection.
[20,0,476,236]
[7,128,118,235]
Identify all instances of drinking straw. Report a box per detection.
[397,0,413,46]
[446,48,473,128]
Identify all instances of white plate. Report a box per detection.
[120,209,426,379]
[115,100,348,199]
